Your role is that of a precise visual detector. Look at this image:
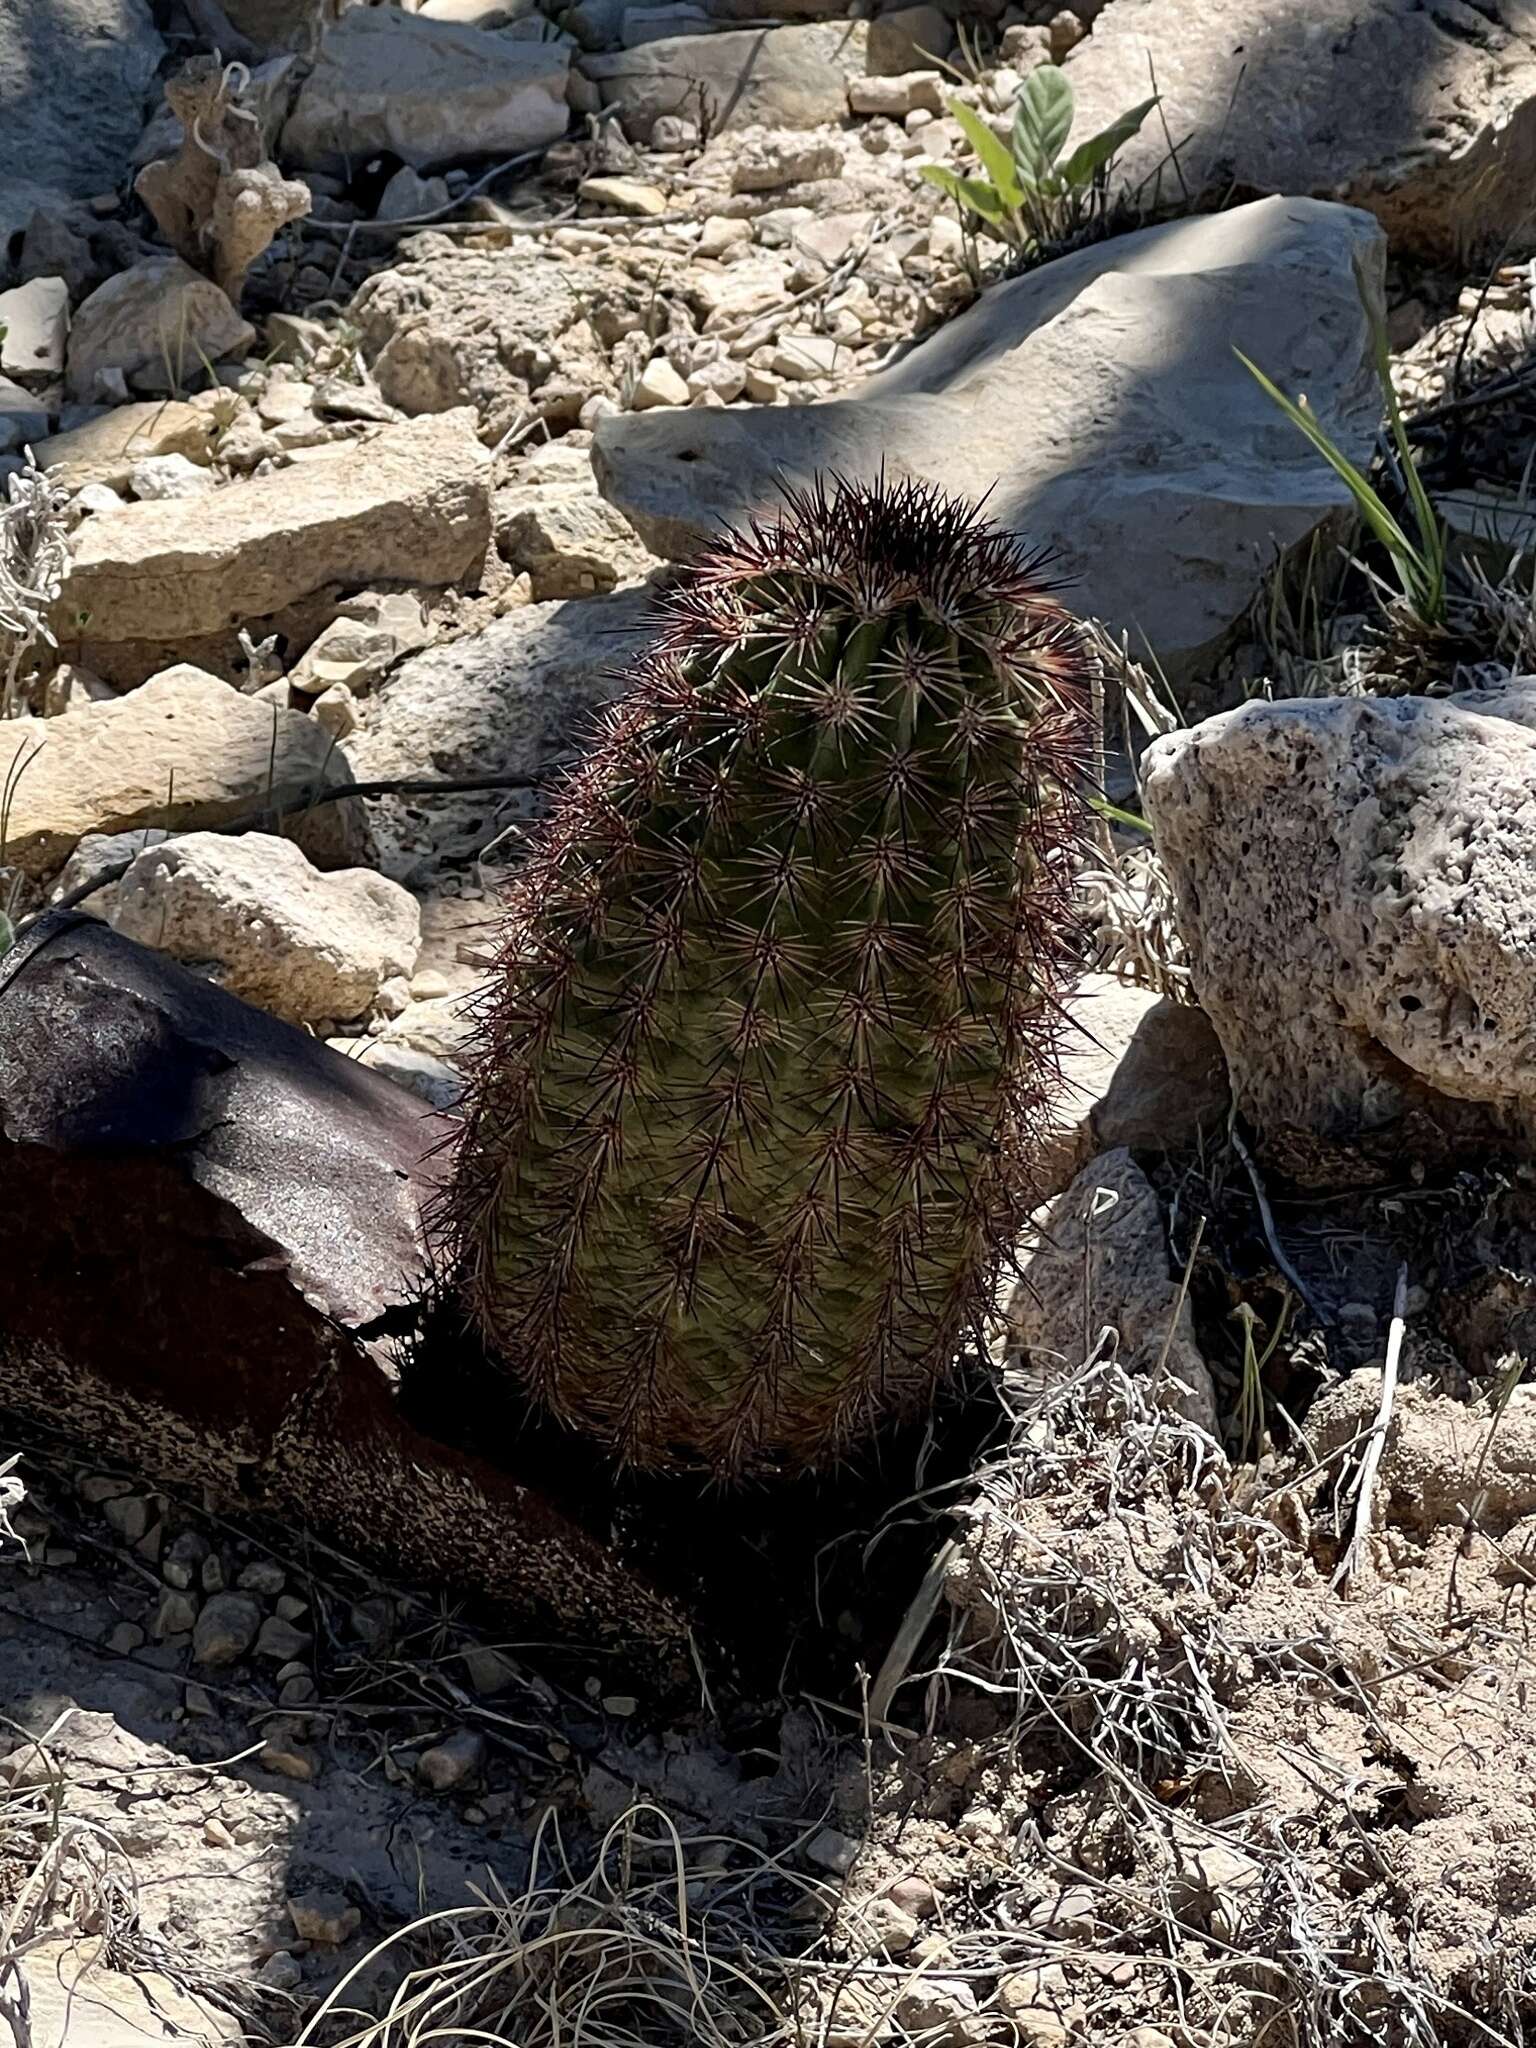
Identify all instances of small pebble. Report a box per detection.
[417,1727,486,1792]
[288,1890,361,1946]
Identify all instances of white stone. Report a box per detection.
[127,453,215,502]
[110,831,422,1028]
[376,166,451,224]
[585,25,869,143]
[578,176,668,217]
[632,355,690,408]
[697,214,752,259]
[0,278,70,389]
[847,71,944,117]
[593,197,1388,681]
[768,332,844,379]
[311,682,359,740]
[289,593,432,696]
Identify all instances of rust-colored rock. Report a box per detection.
[0,914,686,1664]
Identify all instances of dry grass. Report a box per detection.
[0,462,70,722]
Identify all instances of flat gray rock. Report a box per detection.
[593,196,1386,682]
[0,0,163,206]
[1063,0,1536,262]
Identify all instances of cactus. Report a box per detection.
[447,473,1096,1478]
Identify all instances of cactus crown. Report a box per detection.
[448,473,1096,1479]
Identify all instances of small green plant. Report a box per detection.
[921,66,1157,253]
[1235,259,1447,630]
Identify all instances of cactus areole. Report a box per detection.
[449,474,1097,1478]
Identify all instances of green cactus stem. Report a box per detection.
[447,473,1097,1478]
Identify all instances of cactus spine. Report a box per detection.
[449,474,1095,1478]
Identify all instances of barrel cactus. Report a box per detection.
[448,473,1096,1478]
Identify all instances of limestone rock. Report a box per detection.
[582,22,870,142]
[1142,687,1536,1168]
[593,197,1387,680]
[351,589,648,877]
[66,258,255,402]
[55,409,490,643]
[110,833,422,1028]
[288,592,432,696]
[21,1937,241,2048]
[0,279,70,389]
[0,665,362,878]
[495,442,656,598]
[1040,975,1229,1194]
[1005,1149,1219,1435]
[282,10,570,173]
[347,244,687,445]
[0,1,164,205]
[1064,0,1536,261]
[32,400,216,490]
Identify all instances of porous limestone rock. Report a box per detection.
[592,197,1387,681]
[54,409,490,643]
[1063,0,1536,261]
[0,665,362,878]
[281,9,570,173]
[1142,685,1536,1168]
[347,244,688,446]
[110,833,422,1028]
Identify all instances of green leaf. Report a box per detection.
[919,161,1009,226]
[1011,66,1075,186]
[0,912,13,956]
[1057,94,1159,188]
[1234,345,1440,617]
[1088,794,1151,834]
[947,97,1023,207]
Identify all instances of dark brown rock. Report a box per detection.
[0,914,686,1665]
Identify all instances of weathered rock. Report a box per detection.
[729,130,843,192]
[495,441,657,598]
[377,166,451,224]
[0,377,49,452]
[282,10,570,173]
[288,591,432,696]
[1142,686,1536,1169]
[66,258,255,402]
[347,244,687,445]
[582,22,870,142]
[0,915,689,1658]
[55,409,490,643]
[0,1,164,205]
[193,1591,262,1667]
[31,400,216,490]
[593,198,1387,680]
[127,453,214,501]
[1005,1149,1219,1435]
[1064,0,1536,261]
[0,278,70,389]
[287,1891,362,1946]
[0,665,362,878]
[418,1727,486,1791]
[351,588,648,877]
[1040,975,1229,1194]
[110,832,422,1028]
[21,1937,241,2048]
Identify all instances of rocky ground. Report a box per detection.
[7,0,1536,2043]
